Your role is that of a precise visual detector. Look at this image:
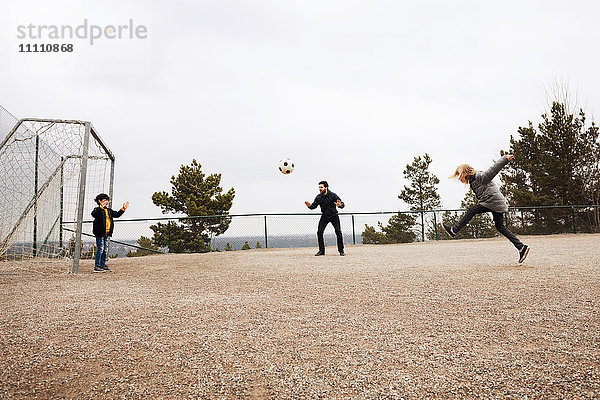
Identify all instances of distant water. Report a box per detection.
[211,233,360,252]
[5,233,363,260]
[109,233,361,257]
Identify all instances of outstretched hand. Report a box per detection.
[335,200,342,207]
[304,201,311,208]
[506,154,515,161]
[122,201,130,211]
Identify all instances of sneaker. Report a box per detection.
[518,245,530,263]
[101,265,112,272]
[93,266,104,273]
[339,251,346,256]
[442,223,456,238]
[314,251,325,256]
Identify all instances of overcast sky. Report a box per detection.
[2,0,600,218]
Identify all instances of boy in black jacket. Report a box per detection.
[92,193,129,272]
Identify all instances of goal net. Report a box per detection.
[0,105,114,272]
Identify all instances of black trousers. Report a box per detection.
[452,204,524,250]
[317,214,344,253]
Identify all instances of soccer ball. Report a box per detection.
[278,157,294,174]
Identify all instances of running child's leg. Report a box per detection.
[452,204,489,233]
[491,211,524,249]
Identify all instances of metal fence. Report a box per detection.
[70,205,600,257]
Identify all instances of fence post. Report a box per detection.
[167,220,171,252]
[571,207,576,234]
[264,215,268,248]
[352,214,356,245]
[433,211,438,240]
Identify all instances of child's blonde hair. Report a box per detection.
[450,164,477,184]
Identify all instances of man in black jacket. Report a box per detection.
[305,181,345,256]
[91,193,129,272]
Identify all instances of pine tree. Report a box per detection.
[380,213,418,243]
[361,224,387,244]
[501,102,600,233]
[241,241,251,250]
[127,236,160,257]
[362,213,417,244]
[150,160,235,252]
[398,154,441,241]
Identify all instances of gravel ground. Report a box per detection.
[1,234,599,399]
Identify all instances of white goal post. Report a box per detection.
[0,105,115,273]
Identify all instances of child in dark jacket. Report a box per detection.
[443,155,530,263]
[92,193,129,272]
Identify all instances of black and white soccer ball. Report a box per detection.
[278,157,294,174]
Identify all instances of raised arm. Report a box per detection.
[479,155,510,184]
[112,201,129,218]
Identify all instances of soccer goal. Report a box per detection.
[0,105,114,273]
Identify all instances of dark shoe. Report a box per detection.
[518,245,530,263]
[339,251,345,256]
[314,251,325,256]
[442,223,456,238]
[93,266,104,273]
[101,265,112,272]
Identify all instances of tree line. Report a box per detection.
[363,101,599,244]
[132,100,599,253]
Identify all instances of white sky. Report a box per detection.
[2,0,600,218]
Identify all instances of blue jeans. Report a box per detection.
[95,236,108,267]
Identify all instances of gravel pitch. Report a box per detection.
[1,234,599,399]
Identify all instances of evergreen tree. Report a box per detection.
[361,225,387,244]
[224,242,233,251]
[398,154,441,241]
[362,213,417,244]
[241,241,251,250]
[127,236,160,257]
[150,160,235,252]
[255,241,262,249]
[588,147,600,229]
[501,102,600,232]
